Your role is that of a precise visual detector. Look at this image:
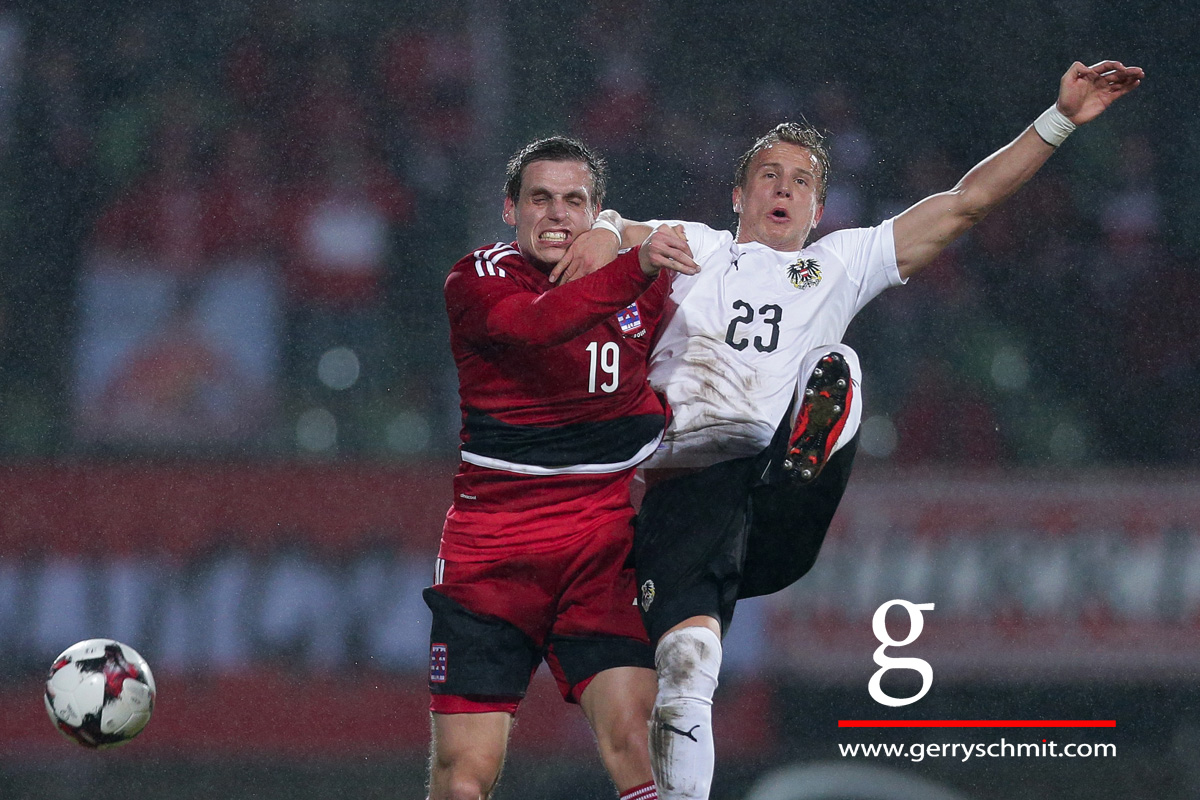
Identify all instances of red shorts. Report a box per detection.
[424,519,653,714]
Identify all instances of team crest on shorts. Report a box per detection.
[430,643,448,683]
[787,257,822,290]
[640,580,656,612]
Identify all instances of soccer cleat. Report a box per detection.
[782,352,853,483]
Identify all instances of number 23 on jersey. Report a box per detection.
[724,300,783,353]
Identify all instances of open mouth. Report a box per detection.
[539,230,570,244]
[770,207,790,220]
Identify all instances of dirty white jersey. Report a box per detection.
[642,218,903,469]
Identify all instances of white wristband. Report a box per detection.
[1033,104,1077,147]
[591,211,624,242]
[591,218,621,241]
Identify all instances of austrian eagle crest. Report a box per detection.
[787,257,822,290]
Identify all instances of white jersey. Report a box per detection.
[643,218,903,469]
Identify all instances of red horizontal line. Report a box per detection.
[838,720,1116,728]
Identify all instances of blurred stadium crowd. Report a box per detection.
[0,0,1194,468]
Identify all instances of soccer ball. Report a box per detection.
[44,639,156,749]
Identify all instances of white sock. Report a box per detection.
[649,627,722,800]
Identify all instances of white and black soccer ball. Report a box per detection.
[44,639,156,749]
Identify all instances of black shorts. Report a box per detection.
[424,588,654,706]
[634,419,858,643]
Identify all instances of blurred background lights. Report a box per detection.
[296,408,337,452]
[1049,420,1088,463]
[386,410,432,455]
[991,344,1030,391]
[317,347,361,391]
[859,414,898,459]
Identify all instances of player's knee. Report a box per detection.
[596,729,651,783]
[655,626,722,702]
[602,712,652,759]
[440,776,493,800]
[429,752,504,800]
[431,770,498,800]
[591,696,653,766]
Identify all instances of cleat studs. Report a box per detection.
[800,468,814,480]
[783,459,795,470]
[833,405,842,414]
[805,387,815,397]
[836,378,847,388]
[813,368,824,377]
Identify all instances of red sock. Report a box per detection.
[620,781,657,800]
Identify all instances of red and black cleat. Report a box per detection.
[783,352,853,483]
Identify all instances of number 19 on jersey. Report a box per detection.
[586,341,620,393]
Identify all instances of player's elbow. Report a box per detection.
[947,184,995,227]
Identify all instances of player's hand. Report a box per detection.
[639,224,698,278]
[1056,60,1143,125]
[551,228,620,284]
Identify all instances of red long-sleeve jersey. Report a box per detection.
[440,242,670,560]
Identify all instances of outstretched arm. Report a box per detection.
[893,60,1143,280]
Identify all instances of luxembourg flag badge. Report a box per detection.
[430,643,448,683]
[616,303,643,336]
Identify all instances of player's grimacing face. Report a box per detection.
[503,159,598,270]
[732,142,825,252]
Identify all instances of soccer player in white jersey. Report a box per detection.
[552,59,1142,799]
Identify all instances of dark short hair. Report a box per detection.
[503,136,608,208]
[734,122,831,205]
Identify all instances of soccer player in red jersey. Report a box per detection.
[423,137,697,800]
